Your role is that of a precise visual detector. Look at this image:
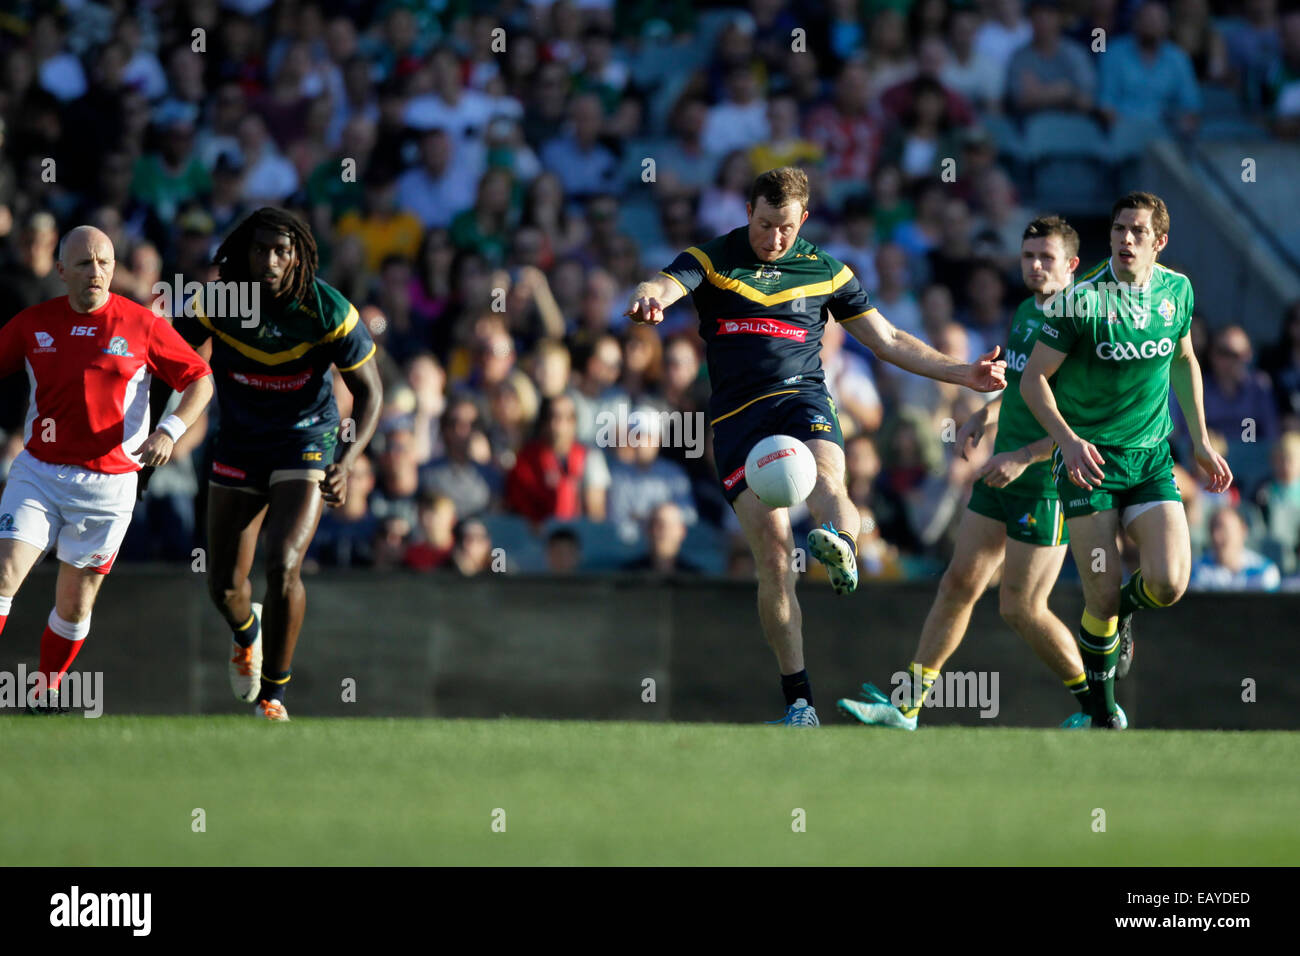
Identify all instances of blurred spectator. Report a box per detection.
[372,514,412,571]
[529,339,574,402]
[821,318,883,436]
[870,164,914,244]
[310,453,378,568]
[371,426,421,527]
[892,180,948,260]
[1170,0,1231,86]
[396,128,481,230]
[975,0,1033,65]
[1261,301,1300,422]
[1097,1,1202,134]
[234,112,298,204]
[541,93,620,201]
[1190,507,1281,591]
[1221,0,1281,101]
[845,433,882,508]
[622,502,702,574]
[969,169,1033,274]
[606,407,698,541]
[1004,0,1096,117]
[878,76,966,184]
[1198,324,1279,445]
[856,506,905,580]
[404,491,457,571]
[749,91,823,175]
[132,109,211,223]
[619,325,664,403]
[570,334,630,443]
[655,96,720,198]
[704,64,771,158]
[927,198,979,306]
[942,6,1006,111]
[1264,11,1300,138]
[1253,430,1300,526]
[660,336,710,416]
[31,12,87,102]
[804,60,882,186]
[449,167,516,266]
[864,9,915,92]
[961,262,1012,358]
[506,393,609,524]
[822,195,878,292]
[404,46,514,147]
[421,396,501,519]
[485,371,540,472]
[698,150,754,238]
[447,518,495,577]
[407,353,447,466]
[545,526,582,574]
[0,210,62,323]
[868,243,924,341]
[335,177,422,274]
[879,37,976,128]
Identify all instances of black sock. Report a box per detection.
[232,609,259,649]
[258,670,291,703]
[781,669,813,707]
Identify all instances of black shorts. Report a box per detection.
[711,385,843,503]
[209,427,338,495]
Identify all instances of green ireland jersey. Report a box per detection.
[1035,258,1193,449]
[993,296,1055,496]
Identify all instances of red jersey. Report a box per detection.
[0,294,211,474]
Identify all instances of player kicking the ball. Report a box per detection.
[1020,193,1231,729]
[0,226,213,712]
[166,208,383,720]
[839,217,1117,730]
[625,167,1006,726]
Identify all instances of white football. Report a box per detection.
[744,435,817,508]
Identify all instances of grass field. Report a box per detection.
[2,716,1297,865]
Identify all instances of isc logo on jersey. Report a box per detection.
[1006,350,1028,372]
[1095,338,1174,361]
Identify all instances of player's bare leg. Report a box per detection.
[999,539,1080,679]
[1122,502,1190,608]
[207,484,269,703]
[804,438,861,595]
[22,562,109,712]
[1065,509,1126,727]
[255,478,325,716]
[733,488,816,724]
[0,538,46,614]
[839,508,1004,729]
[914,510,1006,670]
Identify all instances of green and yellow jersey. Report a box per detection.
[993,296,1057,497]
[659,227,875,422]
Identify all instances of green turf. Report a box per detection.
[2,716,1297,865]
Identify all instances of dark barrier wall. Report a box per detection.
[4,567,1298,728]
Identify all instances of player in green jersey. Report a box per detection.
[1021,193,1232,729]
[840,217,1104,730]
[625,167,1007,727]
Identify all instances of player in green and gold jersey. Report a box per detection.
[625,167,1007,727]
[840,217,1101,730]
[1021,193,1232,729]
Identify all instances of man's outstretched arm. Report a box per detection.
[843,308,1007,392]
[624,274,689,326]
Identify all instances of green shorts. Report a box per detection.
[1051,441,1181,520]
[967,481,1068,546]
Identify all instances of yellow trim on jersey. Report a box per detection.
[710,389,801,426]
[335,342,376,372]
[838,307,878,324]
[658,271,690,296]
[684,247,854,306]
[191,296,361,366]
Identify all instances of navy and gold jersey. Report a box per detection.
[175,278,375,445]
[660,227,875,423]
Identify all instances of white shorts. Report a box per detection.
[0,451,137,572]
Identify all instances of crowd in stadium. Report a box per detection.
[0,0,1297,588]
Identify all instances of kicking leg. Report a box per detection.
[733,487,816,724]
[804,438,861,595]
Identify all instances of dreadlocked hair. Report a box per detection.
[213,206,319,305]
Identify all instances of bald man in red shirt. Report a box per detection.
[0,225,213,713]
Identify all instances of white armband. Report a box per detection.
[156,414,187,442]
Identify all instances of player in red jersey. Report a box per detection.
[0,225,213,712]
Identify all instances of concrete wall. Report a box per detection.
[5,567,1297,729]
